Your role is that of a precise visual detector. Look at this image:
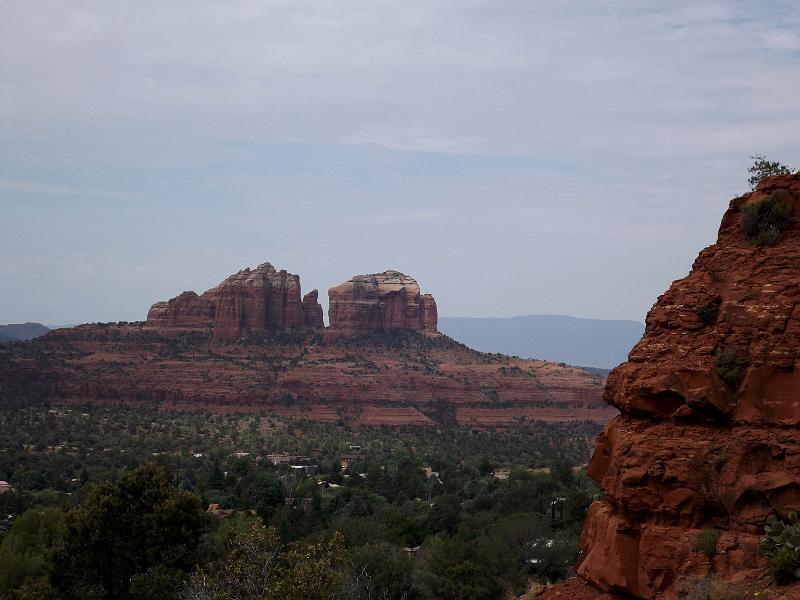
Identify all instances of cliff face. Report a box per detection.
[145,263,323,341]
[572,175,800,598]
[328,270,438,335]
[146,266,439,340]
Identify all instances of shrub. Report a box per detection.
[695,303,720,325]
[684,577,744,600]
[747,155,792,190]
[740,190,792,246]
[714,347,748,386]
[692,528,721,556]
[759,512,800,585]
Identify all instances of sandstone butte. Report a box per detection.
[145,262,323,341]
[328,270,438,336]
[539,175,800,600]
[0,266,613,429]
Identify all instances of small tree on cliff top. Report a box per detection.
[748,155,792,190]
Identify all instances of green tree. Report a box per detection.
[346,542,416,600]
[53,463,207,600]
[0,507,65,597]
[251,473,285,523]
[748,154,792,190]
[183,518,281,600]
[270,533,347,600]
[428,494,462,534]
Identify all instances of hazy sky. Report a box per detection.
[2,1,799,325]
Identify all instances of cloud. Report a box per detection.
[0,177,131,198]
[0,1,799,324]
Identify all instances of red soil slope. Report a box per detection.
[0,326,611,428]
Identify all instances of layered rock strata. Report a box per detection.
[146,263,323,341]
[328,270,438,335]
[0,322,611,428]
[572,174,800,598]
[302,289,324,329]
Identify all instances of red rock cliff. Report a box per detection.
[328,270,438,335]
[302,289,324,329]
[145,262,323,340]
[572,174,800,598]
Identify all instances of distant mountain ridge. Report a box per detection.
[0,322,50,342]
[438,314,644,369]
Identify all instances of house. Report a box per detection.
[317,481,341,494]
[267,453,312,466]
[0,481,13,494]
[403,546,423,562]
[206,503,234,519]
[492,468,511,481]
[290,464,317,476]
[339,454,360,470]
[267,453,293,465]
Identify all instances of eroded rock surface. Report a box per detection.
[0,323,611,428]
[328,270,438,336]
[145,263,323,340]
[573,174,800,598]
[1,261,612,427]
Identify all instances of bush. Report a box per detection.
[747,155,792,190]
[695,303,720,326]
[714,347,748,386]
[684,576,744,600]
[759,512,800,585]
[692,528,721,556]
[740,190,792,246]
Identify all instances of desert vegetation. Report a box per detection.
[0,406,600,599]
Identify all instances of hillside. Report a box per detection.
[0,267,613,429]
[0,322,50,342]
[438,315,644,369]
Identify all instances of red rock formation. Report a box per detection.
[146,291,214,327]
[211,265,306,340]
[571,174,800,598]
[328,270,438,335]
[145,262,323,340]
[0,323,611,428]
[302,290,324,329]
[422,293,438,332]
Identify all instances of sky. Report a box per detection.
[2,1,800,326]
